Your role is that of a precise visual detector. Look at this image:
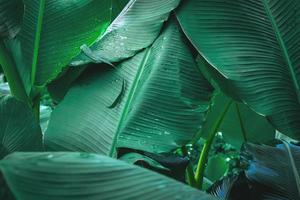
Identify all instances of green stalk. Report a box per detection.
[0,41,29,104]
[30,0,46,86]
[235,103,247,142]
[194,100,232,189]
[181,146,197,187]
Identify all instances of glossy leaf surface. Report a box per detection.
[0,152,216,200]
[5,0,112,90]
[45,21,213,155]
[176,0,300,139]
[71,0,181,65]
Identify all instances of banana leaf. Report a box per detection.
[198,92,275,149]
[176,0,300,140]
[0,0,23,39]
[0,95,42,158]
[71,0,181,66]
[0,152,217,200]
[45,20,213,156]
[3,0,113,93]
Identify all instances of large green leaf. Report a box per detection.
[0,152,216,200]
[45,20,213,156]
[71,0,181,66]
[4,0,113,91]
[176,0,300,139]
[0,0,23,39]
[197,92,275,148]
[46,0,130,103]
[0,95,42,158]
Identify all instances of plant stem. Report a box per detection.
[235,103,247,142]
[0,41,30,104]
[181,146,197,187]
[31,0,46,86]
[194,100,232,189]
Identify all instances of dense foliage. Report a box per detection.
[0,0,299,199]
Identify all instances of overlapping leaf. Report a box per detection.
[45,20,213,155]
[0,0,23,39]
[176,0,300,139]
[195,92,275,148]
[4,0,113,91]
[71,0,181,65]
[0,152,216,200]
[0,95,42,158]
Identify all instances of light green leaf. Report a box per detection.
[0,95,42,158]
[5,0,112,90]
[0,152,216,200]
[176,0,300,139]
[0,0,23,39]
[205,155,228,183]
[45,20,213,156]
[71,0,181,66]
[198,92,275,148]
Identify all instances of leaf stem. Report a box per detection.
[181,145,197,187]
[0,41,29,104]
[109,48,152,157]
[194,100,232,189]
[235,103,247,142]
[31,0,46,86]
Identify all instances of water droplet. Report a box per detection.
[157,184,166,189]
[164,131,170,135]
[47,154,53,159]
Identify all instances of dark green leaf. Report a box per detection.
[0,95,42,158]
[47,67,86,103]
[0,0,23,39]
[0,152,216,200]
[243,142,300,200]
[119,148,189,182]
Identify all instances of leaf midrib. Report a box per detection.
[109,48,152,157]
[262,0,300,102]
[30,0,46,86]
